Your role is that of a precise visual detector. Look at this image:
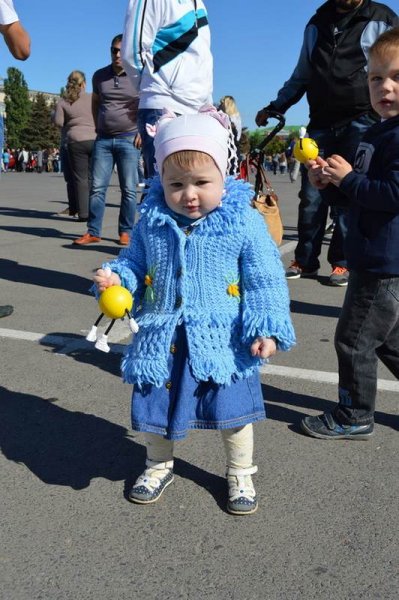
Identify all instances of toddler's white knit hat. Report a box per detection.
[148,106,230,177]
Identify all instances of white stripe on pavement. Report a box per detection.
[1,327,398,393]
[260,364,399,392]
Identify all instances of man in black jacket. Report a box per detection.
[256,0,398,286]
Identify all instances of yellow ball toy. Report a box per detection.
[293,137,319,163]
[98,286,133,319]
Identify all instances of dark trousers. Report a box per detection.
[297,170,348,270]
[295,115,375,270]
[137,108,167,178]
[68,140,94,219]
[334,271,399,425]
[60,145,77,214]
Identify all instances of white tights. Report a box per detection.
[144,423,254,470]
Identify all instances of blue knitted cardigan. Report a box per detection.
[103,175,296,387]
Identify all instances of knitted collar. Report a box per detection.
[139,175,254,236]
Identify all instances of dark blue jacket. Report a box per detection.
[340,115,399,274]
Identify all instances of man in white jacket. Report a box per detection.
[0,0,30,319]
[121,0,213,177]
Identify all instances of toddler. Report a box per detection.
[302,27,399,439]
[94,107,295,513]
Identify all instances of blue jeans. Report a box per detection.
[88,136,139,237]
[138,108,181,178]
[295,115,376,270]
[334,271,399,425]
[137,109,165,178]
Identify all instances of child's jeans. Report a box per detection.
[334,270,399,425]
[144,424,254,469]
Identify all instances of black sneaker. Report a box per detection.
[0,305,13,318]
[301,411,374,440]
[285,261,318,280]
[329,266,349,287]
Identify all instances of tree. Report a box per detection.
[23,93,59,149]
[248,129,287,155]
[3,67,31,148]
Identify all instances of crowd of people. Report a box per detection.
[1,147,60,172]
[1,0,399,517]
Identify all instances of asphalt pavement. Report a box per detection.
[0,170,398,600]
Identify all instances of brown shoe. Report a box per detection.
[58,207,73,216]
[118,232,130,246]
[73,232,101,245]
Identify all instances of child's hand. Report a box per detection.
[322,154,353,186]
[251,336,277,359]
[307,157,329,189]
[93,267,121,292]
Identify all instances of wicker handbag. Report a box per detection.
[240,156,283,246]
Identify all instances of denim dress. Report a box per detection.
[128,212,268,439]
[131,325,266,440]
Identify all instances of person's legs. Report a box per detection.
[68,140,94,220]
[221,424,258,515]
[326,206,345,264]
[336,274,399,424]
[60,144,78,215]
[86,137,114,237]
[376,285,399,378]
[334,272,381,424]
[129,433,174,504]
[144,433,174,463]
[221,423,254,469]
[292,165,328,272]
[137,108,169,178]
[114,137,139,236]
[301,272,399,439]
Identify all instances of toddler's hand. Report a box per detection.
[251,336,277,359]
[307,157,329,189]
[323,154,353,186]
[93,267,121,292]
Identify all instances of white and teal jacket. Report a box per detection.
[121,0,213,113]
[104,176,295,387]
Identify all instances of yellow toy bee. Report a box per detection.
[293,136,319,163]
[86,268,139,353]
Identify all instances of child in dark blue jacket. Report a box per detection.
[302,27,399,439]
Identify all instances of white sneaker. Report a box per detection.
[226,466,258,515]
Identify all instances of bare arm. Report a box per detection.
[0,20,30,60]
